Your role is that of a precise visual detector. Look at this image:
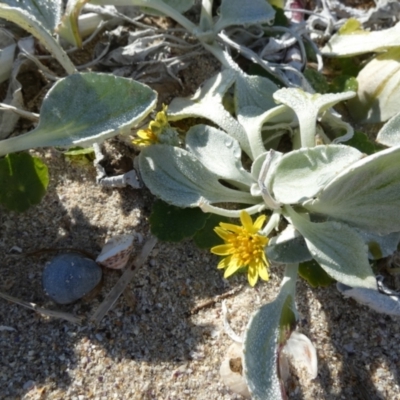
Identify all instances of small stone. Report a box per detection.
[42,253,102,304]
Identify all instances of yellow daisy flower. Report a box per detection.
[133,104,170,146]
[211,211,270,287]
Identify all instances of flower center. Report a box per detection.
[230,227,268,266]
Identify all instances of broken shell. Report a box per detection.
[219,342,251,399]
[42,253,102,304]
[96,234,134,269]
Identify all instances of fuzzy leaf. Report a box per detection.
[139,144,260,208]
[322,19,400,56]
[1,0,62,31]
[149,200,208,242]
[273,88,355,147]
[347,48,400,123]
[244,265,298,400]
[286,207,377,289]
[267,226,312,264]
[376,111,400,147]
[271,145,362,204]
[0,73,157,156]
[304,146,400,235]
[337,283,400,317]
[0,3,76,74]
[214,0,275,32]
[185,125,254,187]
[0,153,48,212]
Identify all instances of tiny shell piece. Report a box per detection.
[220,342,251,399]
[96,234,135,269]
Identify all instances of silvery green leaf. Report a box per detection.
[234,72,279,159]
[1,0,62,32]
[376,111,400,147]
[235,72,278,117]
[347,48,400,123]
[168,69,251,156]
[273,88,355,148]
[214,0,275,32]
[243,265,298,400]
[0,4,76,74]
[304,146,400,236]
[322,19,400,57]
[185,125,254,188]
[0,73,157,156]
[267,226,312,264]
[0,31,15,84]
[139,0,195,16]
[139,145,260,208]
[286,207,377,290]
[337,283,400,317]
[357,230,400,260]
[271,145,363,204]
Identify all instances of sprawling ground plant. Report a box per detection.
[1,0,400,399]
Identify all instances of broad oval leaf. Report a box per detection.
[285,207,377,290]
[347,48,400,123]
[243,265,298,400]
[0,153,48,212]
[322,19,400,57]
[214,0,275,32]
[139,144,260,208]
[304,146,400,235]
[0,4,76,74]
[1,0,62,32]
[185,125,254,187]
[149,200,208,242]
[271,145,363,204]
[139,0,195,16]
[376,111,400,147]
[0,73,157,156]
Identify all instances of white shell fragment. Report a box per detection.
[219,342,251,399]
[96,234,135,269]
[282,331,318,380]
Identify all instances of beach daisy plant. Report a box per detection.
[138,67,400,399]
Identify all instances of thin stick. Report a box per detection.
[91,236,157,324]
[190,285,244,315]
[0,291,83,325]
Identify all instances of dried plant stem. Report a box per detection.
[0,291,83,325]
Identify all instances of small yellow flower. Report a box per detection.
[211,211,270,287]
[133,104,170,146]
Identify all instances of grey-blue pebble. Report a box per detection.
[42,253,102,304]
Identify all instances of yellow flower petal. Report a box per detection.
[240,210,254,232]
[253,214,267,231]
[219,222,243,234]
[217,256,231,269]
[224,260,242,278]
[258,266,270,281]
[211,244,234,256]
